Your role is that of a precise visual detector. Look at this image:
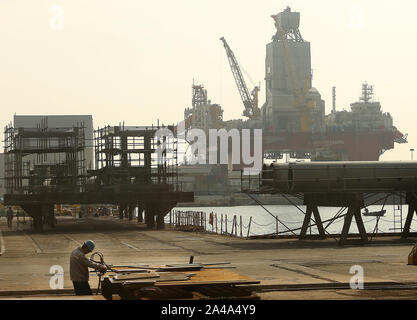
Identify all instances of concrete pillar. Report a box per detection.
[43,204,55,228]
[156,213,165,230]
[33,215,43,232]
[128,204,135,221]
[22,205,43,232]
[145,203,175,230]
[119,204,127,219]
[137,204,144,223]
[145,206,155,229]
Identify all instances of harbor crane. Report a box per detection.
[220,37,260,120]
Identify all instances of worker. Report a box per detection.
[70,240,107,295]
[6,207,13,229]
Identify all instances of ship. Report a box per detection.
[176,7,407,205]
[362,208,386,217]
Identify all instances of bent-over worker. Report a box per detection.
[70,240,107,295]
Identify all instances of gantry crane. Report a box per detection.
[220,37,260,120]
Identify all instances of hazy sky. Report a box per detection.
[0,0,416,160]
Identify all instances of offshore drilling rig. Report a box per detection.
[184,7,407,163]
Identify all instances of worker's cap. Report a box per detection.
[83,240,95,252]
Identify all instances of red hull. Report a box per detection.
[263,130,396,160]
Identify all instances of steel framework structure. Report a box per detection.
[240,162,417,245]
[3,121,193,232]
[4,118,86,196]
[92,124,179,188]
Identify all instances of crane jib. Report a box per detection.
[220,37,255,116]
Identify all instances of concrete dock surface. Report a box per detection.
[1,215,417,300]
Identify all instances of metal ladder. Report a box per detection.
[392,193,403,233]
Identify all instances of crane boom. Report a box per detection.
[220,37,259,119]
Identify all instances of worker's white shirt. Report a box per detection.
[69,247,101,282]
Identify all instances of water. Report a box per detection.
[168,205,417,237]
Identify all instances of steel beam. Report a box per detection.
[4,191,194,206]
[299,205,325,240]
[339,203,368,245]
[402,193,417,238]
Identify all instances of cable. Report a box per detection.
[90,251,112,295]
[324,207,347,231]
[251,220,275,227]
[246,193,297,236]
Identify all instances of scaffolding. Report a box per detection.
[91,124,180,192]
[3,120,193,231]
[3,118,86,195]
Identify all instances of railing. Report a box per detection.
[168,210,282,239]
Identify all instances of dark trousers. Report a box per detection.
[72,281,93,296]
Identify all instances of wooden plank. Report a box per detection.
[166,264,203,269]
[156,273,193,281]
[111,265,150,268]
[123,274,191,285]
[112,272,193,282]
[114,272,160,281]
[108,268,259,287]
[155,265,203,272]
[156,279,260,286]
[114,269,150,274]
[122,279,157,285]
[157,269,260,286]
[112,264,203,272]
[108,277,155,285]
